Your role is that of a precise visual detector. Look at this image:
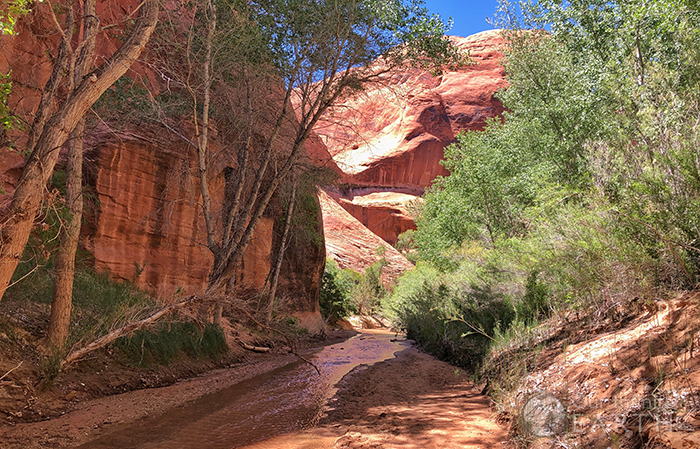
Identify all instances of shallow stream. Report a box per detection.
[77,330,406,449]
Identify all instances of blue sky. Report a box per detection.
[423,0,501,37]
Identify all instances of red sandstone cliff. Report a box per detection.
[319,189,413,284]
[81,132,325,316]
[318,31,507,188]
[0,2,326,327]
[317,30,507,274]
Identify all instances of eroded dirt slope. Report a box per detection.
[493,293,700,448]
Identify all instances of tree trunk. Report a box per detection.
[47,0,98,349]
[0,0,159,301]
[266,178,297,324]
[47,122,84,347]
[196,0,217,252]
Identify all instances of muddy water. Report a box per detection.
[78,330,406,449]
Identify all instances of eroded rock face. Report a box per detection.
[333,189,421,245]
[318,30,507,188]
[83,133,325,318]
[319,189,413,284]
[317,31,507,275]
[0,3,326,325]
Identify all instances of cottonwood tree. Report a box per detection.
[152,0,464,313]
[47,0,98,348]
[0,0,159,307]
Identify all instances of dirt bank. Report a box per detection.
[318,347,508,449]
[484,293,700,449]
[242,342,508,449]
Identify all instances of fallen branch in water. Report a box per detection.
[238,340,271,353]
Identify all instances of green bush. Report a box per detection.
[319,259,357,322]
[517,271,550,324]
[393,277,515,371]
[351,258,387,315]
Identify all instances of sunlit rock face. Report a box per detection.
[1,127,325,322]
[333,189,422,246]
[317,31,507,275]
[83,136,267,298]
[317,30,507,188]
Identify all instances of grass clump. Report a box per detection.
[4,238,229,368]
[114,321,228,367]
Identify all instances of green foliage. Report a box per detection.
[352,258,388,314]
[319,258,390,321]
[394,230,415,253]
[517,271,550,324]
[253,0,465,85]
[393,280,515,370]
[0,0,31,35]
[319,259,357,322]
[37,350,63,388]
[396,0,700,379]
[394,230,418,264]
[416,121,551,267]
[0,71,22,148]
[93,76,155,125]
[114,322,228,367]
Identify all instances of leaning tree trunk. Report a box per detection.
[47,0,98,348]
[0,0,159,302]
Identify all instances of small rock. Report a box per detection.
[65,391,78,401]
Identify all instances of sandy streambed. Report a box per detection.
[0,330,507,448]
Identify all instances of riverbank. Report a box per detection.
[317,347,508,448]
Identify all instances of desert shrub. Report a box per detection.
[5,237,160,349]
[393,276,516,370]
[320,258,389,321]
[351,258,387,315]
[516,271,550,324]
[395,230,419,264]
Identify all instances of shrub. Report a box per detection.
[393,278,515,371]
[320,258,389,321]
[517,271,550,324]
[319,259,356,322]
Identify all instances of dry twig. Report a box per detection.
[0,361,23,382]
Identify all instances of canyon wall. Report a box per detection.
[0,2,325,327]
[317,30,508,276]
[82,133,325,315]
